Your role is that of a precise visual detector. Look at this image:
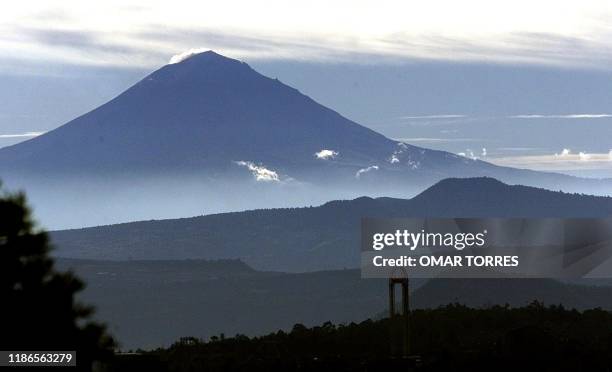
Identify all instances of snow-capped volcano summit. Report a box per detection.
[0,50,402,175]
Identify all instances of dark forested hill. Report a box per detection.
[51,177,612,271]
[138,304,612,372]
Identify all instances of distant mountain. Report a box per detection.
[51,177,612,271]
[0,51,397,175]
[1,51,610,228]
[57,258,612,349]
[0,51,535,178]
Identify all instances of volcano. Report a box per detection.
[0,52,399,174]
[0,51,609,228]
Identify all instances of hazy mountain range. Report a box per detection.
[54,175,612,349]
[52,175,612,349]
[47,176,612,349]
[52,177,612,272]
[1,51,611,228]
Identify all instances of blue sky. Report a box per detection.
[2,1,612,177]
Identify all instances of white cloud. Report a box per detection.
[5,1,612,70]
[388,142,406,164]
[394,137,478,143]
[457,149,480,160]
[400,114,466,120]
[556,148,571,157]
[355,165,379,179]
[510,114,612,119]
[0,131,45,138]
[168,48,209,64]
[387,142,421,169]
[314,149,338,160]
[234,161,280,182]
[490,150,612,172]
[579,151,591,161]
[497,147,544,152]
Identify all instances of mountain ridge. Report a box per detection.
[51,177,612,271]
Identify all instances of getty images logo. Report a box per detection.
[372,229,488,251]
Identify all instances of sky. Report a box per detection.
[2,0,612,177]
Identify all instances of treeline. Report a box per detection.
[110,302,612,371]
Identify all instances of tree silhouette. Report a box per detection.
[0,184,114,370]
[144,303,612,372]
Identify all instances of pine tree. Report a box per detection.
[0,185,115,371]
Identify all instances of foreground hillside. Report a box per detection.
[57,258,612,349]
[52,177,612,271]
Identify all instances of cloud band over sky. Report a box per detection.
[490,150,612,172]
[3,1,612,70]
[0,131,44,138]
